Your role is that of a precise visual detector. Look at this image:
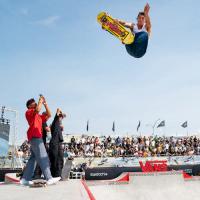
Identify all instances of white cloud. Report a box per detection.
[34,15,61,27]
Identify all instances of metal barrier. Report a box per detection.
[70,171,84,179]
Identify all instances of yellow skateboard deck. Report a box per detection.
[97,12,134,45]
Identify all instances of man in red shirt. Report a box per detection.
[20,95,60,185]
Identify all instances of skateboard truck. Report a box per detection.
[120,32,126,37]
[101,16,107,23]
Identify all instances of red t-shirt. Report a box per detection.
[25,109,47,141]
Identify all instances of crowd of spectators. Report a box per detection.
[65,135,200,158]
[19,135,200,158]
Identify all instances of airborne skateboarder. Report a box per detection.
[116,3,151,58]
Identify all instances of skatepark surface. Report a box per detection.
[1,172,200,200]
[0,180,89,200]
[88,171,200,200]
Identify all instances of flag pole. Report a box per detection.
[137,120,141,137]
[164,121,166,136]
[164,124,166,137]
[181,121,188,137]
[153,118,160,136]
[112,121,115,136]
[86,120,89,135]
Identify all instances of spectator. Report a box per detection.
[49,108,66,178]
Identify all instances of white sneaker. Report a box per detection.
[47,177,61,185]
[20,179,33,186]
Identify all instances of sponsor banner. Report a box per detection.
[139,160,167,172]
[85,164,200,180]
[86,167,141,180]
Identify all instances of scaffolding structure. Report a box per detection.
[0,106,22,169]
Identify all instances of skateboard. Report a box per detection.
[61,159,72,181]
[29,179,47,188]
[97,12,134,45]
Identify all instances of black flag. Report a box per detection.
[112,121,115,132]
[181,121,187,128]
[137,121,141,132]
[157,120,165,128]
[86,120,89,132]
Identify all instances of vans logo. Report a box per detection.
[139,160,168,172]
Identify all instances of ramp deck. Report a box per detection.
[88,172,200,200]
[0,180,89,200]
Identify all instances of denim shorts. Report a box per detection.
[125,31,149,58]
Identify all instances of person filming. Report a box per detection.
[20,95,61,185]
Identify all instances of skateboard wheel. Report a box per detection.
[101,16,107,23]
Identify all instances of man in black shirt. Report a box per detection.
[42,122,49,145]
[49,108,66,177]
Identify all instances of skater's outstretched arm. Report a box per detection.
[115,19,134,32]
[144,3,151,35]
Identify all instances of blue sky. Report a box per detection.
[1,0,200,144]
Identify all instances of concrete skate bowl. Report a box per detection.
[84,171,200,200]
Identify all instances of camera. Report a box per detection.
[59,112,66,118]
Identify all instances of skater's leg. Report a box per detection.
[22,148,37,181]
[125,32,149,58]
[31,138,52,180]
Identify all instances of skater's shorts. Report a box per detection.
[125,31,149,58]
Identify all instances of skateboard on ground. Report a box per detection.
[97,12,134,45]
[29,179,47,188]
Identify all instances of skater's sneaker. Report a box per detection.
[47,177,61,185]
[20,178,33,186]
